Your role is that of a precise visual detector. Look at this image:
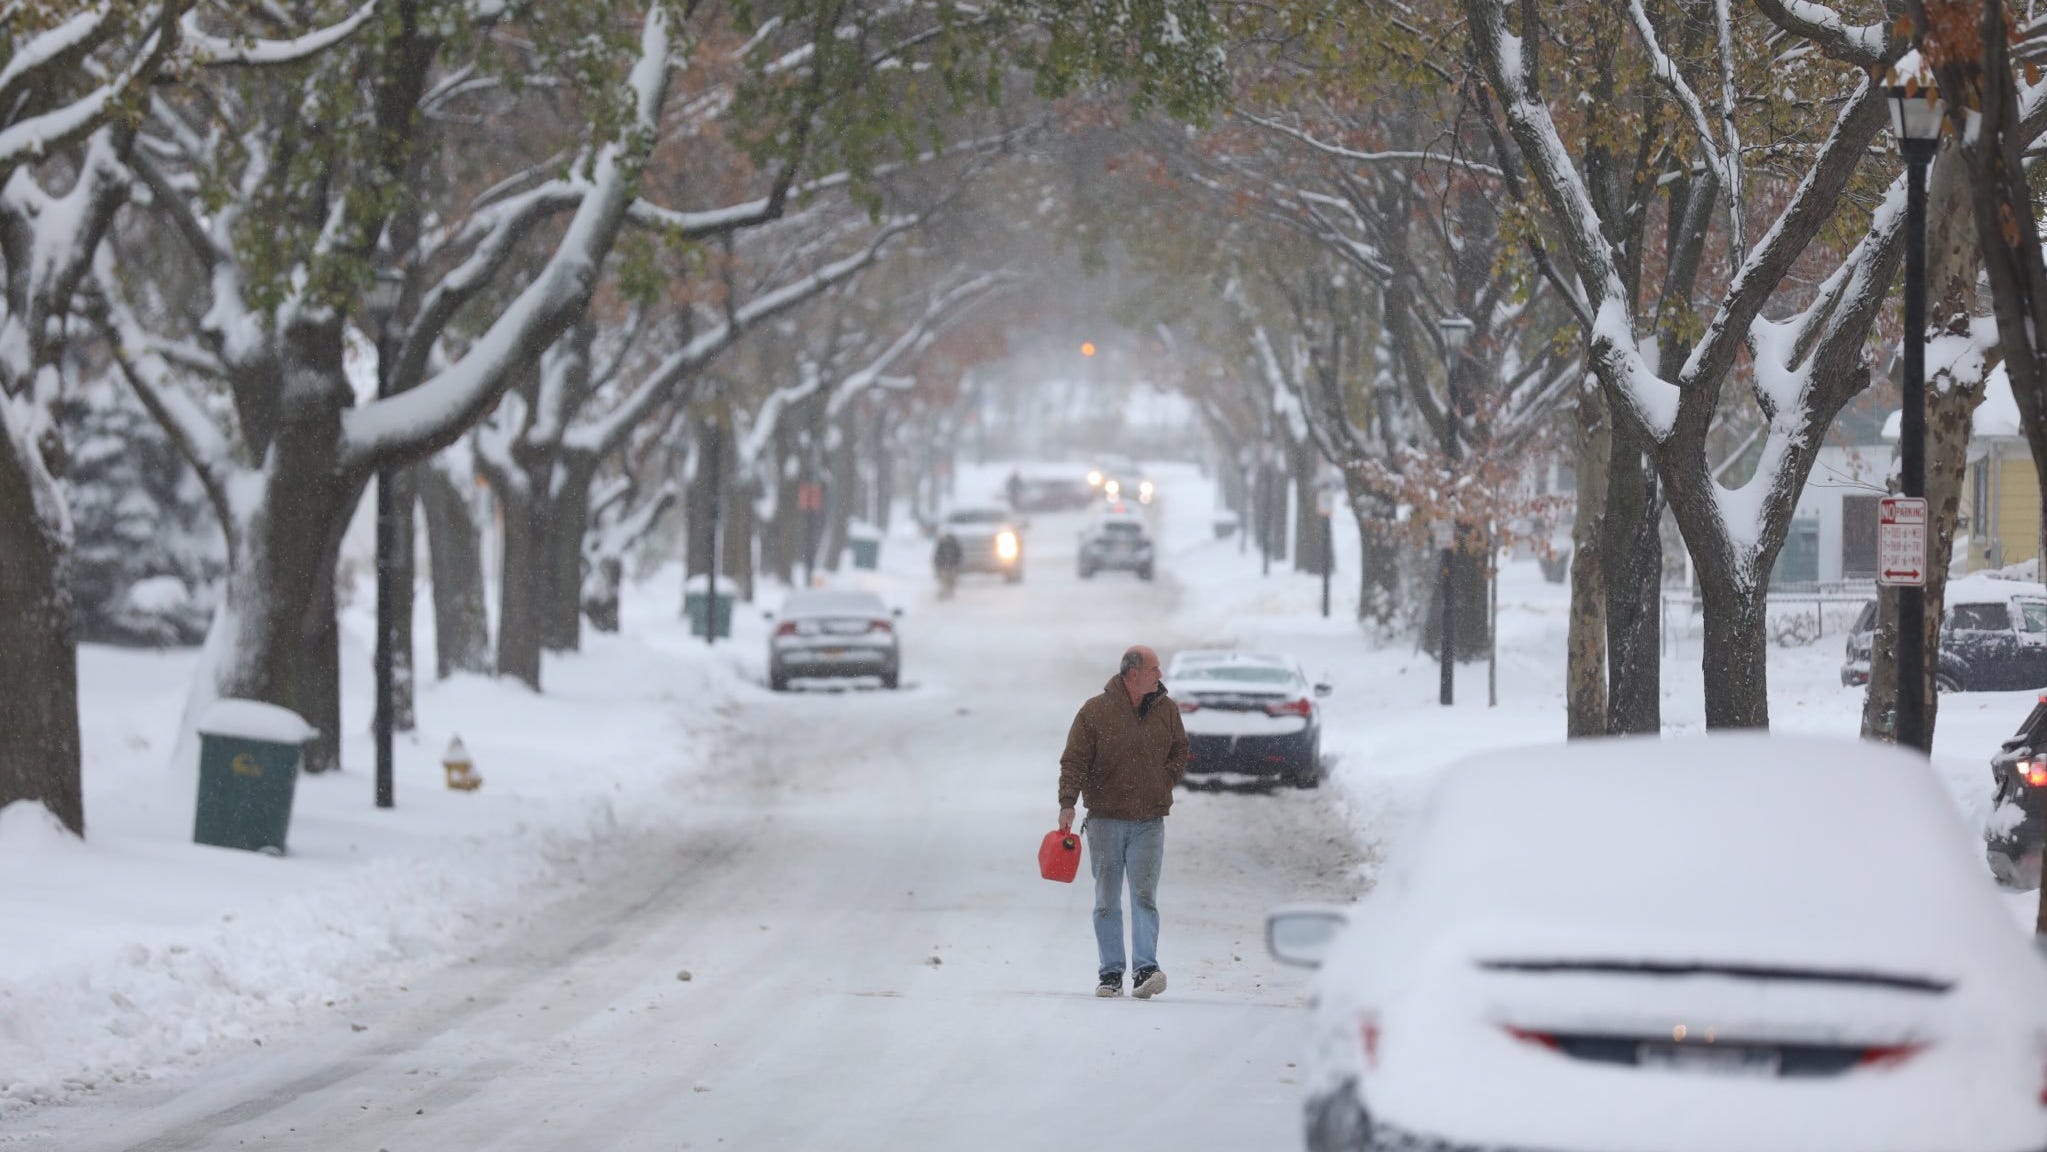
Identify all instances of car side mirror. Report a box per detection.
[1267,905,1350,969]
[892,607,904,618]
[1313,682,1334,698]
[762,610,776,621]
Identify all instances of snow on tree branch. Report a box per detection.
[339,6,675,475]
[178,0,379,68]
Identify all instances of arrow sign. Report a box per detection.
[1877,497,1927,587]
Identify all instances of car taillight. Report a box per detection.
[2026,759,2047,788]
[1360,1015,1381,1069]
[1855,1043,1924,1069]
[1503,1026,1560,1051]
[775,621,799,637]
[1265,698,1312,718]
[1177,700,1200,713]
[869,620,893,634]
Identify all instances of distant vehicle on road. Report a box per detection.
[940,506,1025,583]
[1077,510,1155,581]
[1169,650,1328,788]
[1984,695,2047,889]
[1267,735,2047,1152]
[1841,578,2047,691]
[1009,474,1095,513]
[765,589,901,691]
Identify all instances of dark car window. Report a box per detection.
[1853,601,1877,633]
[2020,600,2047,634]
[947,510,1009,525]
[1101,522,1144,535]
[1950,602,2012,631]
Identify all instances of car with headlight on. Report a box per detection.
[1266,734,2047,1152]
[1170,650,1328,788]
[765,588,901,691]
[939,505,1024,583]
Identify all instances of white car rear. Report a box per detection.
[1270,734,2047,1152]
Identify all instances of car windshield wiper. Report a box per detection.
[1477,959,1952,994]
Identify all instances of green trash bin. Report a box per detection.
[684,582,733,639]
[192,700,318,855]
[848,536,881,570]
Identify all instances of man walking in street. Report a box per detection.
[1058,645,1189,999]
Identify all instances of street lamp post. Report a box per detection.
[1437,314,1474,707]
[1887,81,1943,753]
[366,268,404,810]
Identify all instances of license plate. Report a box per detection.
[1637,1043,1779,1076]
[821,647,846,657]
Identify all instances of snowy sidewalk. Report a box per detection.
[1,581,760,1112]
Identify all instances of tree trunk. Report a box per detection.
[1567,384,1612,738]
[1699,573,1771,729]
[0,421,83,835]
[419,462,491,679]
[823,420,855,571]
[390,468,417,732]
[726,476,756,602]
[300,557,343,775]
[1348,479,1400,633]
[495,490,545,690]
[1422,544,1491,660]
[1291,440,1319,574]
[1603,426,1662,734]
[205,407,361,771]
[541,471,591,652]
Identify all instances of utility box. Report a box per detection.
[192,700,318,855]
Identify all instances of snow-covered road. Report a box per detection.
[14,508,1364,1151]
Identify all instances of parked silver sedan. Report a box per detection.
[766,589,901,691]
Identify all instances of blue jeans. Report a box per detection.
[1086,817,1164,977]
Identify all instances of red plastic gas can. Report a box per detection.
[1039,828,1082,883]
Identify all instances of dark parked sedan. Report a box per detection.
[1169,650,1329,789]
[766,589,901,691]
[1840,580,2047,692]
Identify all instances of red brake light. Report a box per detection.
[775,621,799,637]
[1265,698,1312,718]
[1360,1016,1381,1068]
[1856,1043,1924,1069]
[1503,1026,1559,1051]
[1177,700,1200,713]
[869,620,893,634]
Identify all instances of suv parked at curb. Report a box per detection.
[1839,578,2047,692]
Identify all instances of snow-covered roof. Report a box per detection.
[194,700,319,744]
[1882,361,2024,442]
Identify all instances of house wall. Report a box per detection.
[1986,449,2042,570]
[1791,445,1890,584]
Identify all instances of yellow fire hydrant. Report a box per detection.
[443,735,483,791]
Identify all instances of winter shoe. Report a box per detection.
[1132,967,1167,999]
[1096,972,1123,998]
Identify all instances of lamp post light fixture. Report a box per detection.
[1887,79,1943,754]
[366,267,404,810]
[1436,314,1474,707]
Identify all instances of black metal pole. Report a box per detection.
[1321,509,1332,618]
[706,410,722,649]
[1440,357,1459,707]
[373,326,395,809]
[1897,143,1934,753]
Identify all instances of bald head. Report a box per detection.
[1120,645,1163,701]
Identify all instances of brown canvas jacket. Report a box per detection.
[1057,674,1191,820]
